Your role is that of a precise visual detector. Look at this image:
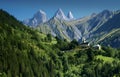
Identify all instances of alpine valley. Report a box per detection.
[23,9,120,48]
[1,9,120,77]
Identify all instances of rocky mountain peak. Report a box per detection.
[67,11,74,20]
[54,8,68,20]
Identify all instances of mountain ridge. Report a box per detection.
[23,9,120,48]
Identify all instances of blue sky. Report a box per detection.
[0,0,120,21]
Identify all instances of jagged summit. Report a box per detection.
[67,11,74,20]
[38,10,46,15]
[33,10,47,22]
[98,10,113,17]
[101,10,111,13]
[54,8,68,20]
[91,13,97,17]
[23,10,47,27]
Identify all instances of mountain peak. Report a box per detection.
[67,11,74,20]
[58,8,63,12]
[54,8,68,20]
[99,10,112,16]
[91,13,97,17]
[36,10,46,15]
[34,10,46,19]
[102,10,110,13]
[23,9,47,26]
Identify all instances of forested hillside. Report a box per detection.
[0,9,120,77]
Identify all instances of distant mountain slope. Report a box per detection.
[37,17,82,41]
[75,10,113,38]
[88,11,120,48]
[92,10,120,34]
[99,29,120,48]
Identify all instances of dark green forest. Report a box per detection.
[0,9,120,77]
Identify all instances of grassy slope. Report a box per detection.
[0,9,58,77]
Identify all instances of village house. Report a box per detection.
[80,37,90,47]
[93,44,101,50]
